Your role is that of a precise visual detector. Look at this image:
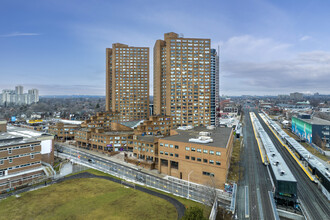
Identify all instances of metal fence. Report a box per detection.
[60,146,233,207]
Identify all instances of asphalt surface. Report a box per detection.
[56,172,186,220]
[256,112,330,220]
[236,107,274,220]
[58,146,232,206]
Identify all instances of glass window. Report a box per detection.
[203,159,207,163]
[170,144,174,148]
[175,145,179,149]
[175,154,179,157]
[203,149,208,154]
[197,149,202,153]
[209,150,214,155]
[191,157,196,161]
[191,147,195,152]
[160,151,164,154]
[209,160,214,164]
[216,161,221,166]
[216,151,221,156]
[185,155,190,160]
[185,147,190,151]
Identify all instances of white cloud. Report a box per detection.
[299,35,311,41]
[217,35,292,62]
[0,32,41,37]
[221,50,330,95]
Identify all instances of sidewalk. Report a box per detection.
[60,143,166,179]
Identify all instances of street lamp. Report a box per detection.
[187,170,194,199]
[8,178,11,190]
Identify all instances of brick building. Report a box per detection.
[81,111,121,130]
[0,120,54,192]
[106,43,150,121]
[49,122,81,142]
[159,126,233,188]
[75,122,135,154]
[154,32,218,127]
[134,115,173,136]
[127,135,159,169]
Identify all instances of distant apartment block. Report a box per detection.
[106,43,149,121]
[154,32,218,127]
[290,92,303,100]
[0,86,39,105]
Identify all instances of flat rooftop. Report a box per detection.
[160,127,233,148]
[135,135,157,143]
[103,130,134,135]
[7,125,52,138]
[298,117,330,126]
[0,132,39,148]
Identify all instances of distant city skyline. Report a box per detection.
[1,0,330,96]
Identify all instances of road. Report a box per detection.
[236,107,274,220]
[57,145,232,207]
[256,112,330,220]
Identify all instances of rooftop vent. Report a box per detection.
[177,125,194,130]
[199,131,211,136]
[189,136,213,144]
[280,170,285,176]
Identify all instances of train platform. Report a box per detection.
[250,112,268,165]
[259,114,315,182]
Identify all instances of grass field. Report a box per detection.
[66,169,211,218]
[0,178,177,220]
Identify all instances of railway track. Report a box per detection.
[257,113,330,220]
[242,109,274,219]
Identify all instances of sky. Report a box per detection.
[1,0,330,96]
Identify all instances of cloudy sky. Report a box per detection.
[1,0,330,96]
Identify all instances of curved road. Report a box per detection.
[56,172,186,220]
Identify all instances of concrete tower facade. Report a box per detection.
[106,43,149,121]
[154,32,213,127]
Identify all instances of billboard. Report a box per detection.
[292,117,312,143]
[28,119,43,124]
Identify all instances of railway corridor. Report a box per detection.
[257,113,330,220]
[236,108,274,219]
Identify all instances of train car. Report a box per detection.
[262,111,330,197]
[307,160,316,175]
[315,168,330,192]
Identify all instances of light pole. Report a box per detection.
[8,178,11,190]
[187,170,194,199]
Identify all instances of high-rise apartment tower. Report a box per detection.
[106,43,149,121]
[154,32,217,127]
